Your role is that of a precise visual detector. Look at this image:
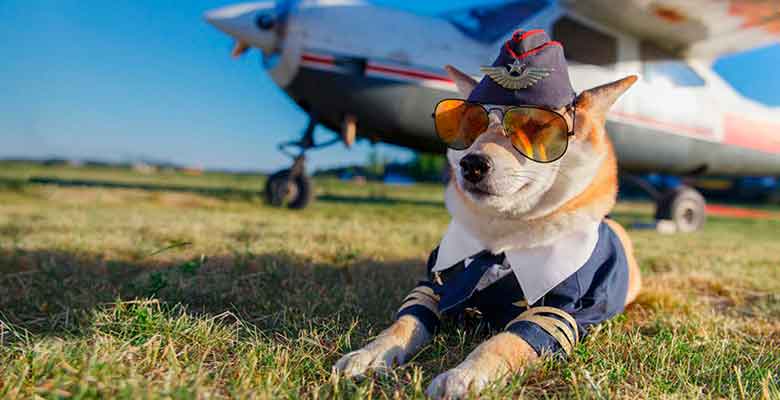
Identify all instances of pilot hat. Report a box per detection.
[467,30,576,109]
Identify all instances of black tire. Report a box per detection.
[769,189,780,205]
[655,185,706,233]
[264,169,314,209]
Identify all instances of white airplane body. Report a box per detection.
[206,0,780,227]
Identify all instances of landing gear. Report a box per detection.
[622,174,707,233]
[265,116,342,209]
[654,185,706,233]
[265,155,313,209]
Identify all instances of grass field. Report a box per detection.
[0,164,778,399]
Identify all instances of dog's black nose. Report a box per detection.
[460,154,492,183]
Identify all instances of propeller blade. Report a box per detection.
[231,40,250,58]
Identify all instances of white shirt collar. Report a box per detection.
[432,219,601,305]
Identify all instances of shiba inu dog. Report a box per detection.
[333,30,641,399]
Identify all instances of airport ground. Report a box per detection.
[0,162,778,399]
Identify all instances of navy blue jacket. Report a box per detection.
[397,221,629,356]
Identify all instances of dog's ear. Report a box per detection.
[575,75,638,117]
[444,65,478,97]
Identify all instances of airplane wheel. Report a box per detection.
[264,169,313,209]
[655,185,706,233]
[769,190,780,205]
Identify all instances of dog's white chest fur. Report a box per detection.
[432,219,600,304]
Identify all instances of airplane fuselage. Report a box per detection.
[209,0,780,176]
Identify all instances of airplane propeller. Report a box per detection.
[231,40,250,58]
[205,1,284,61]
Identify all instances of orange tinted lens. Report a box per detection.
[504,108,568,162]
[434,100,488,150]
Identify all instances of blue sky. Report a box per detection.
[1,1,779,171]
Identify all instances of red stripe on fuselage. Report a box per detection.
[724,114,780,154]
[609,110,715,139]
[301,52,452,83]
[301,53,335,65]
[365,63,452,82]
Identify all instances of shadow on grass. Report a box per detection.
[0,248,427,339]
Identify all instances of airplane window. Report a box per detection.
[643,61,706,87]
[444,0,550,44]
[552,17,617,66]
[641,41,705,87]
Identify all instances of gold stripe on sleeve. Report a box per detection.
[398,286,441,319]
[504,306,579,355]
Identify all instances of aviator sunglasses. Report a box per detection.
[432,99,576,163]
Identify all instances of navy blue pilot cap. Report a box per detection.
[467,29,576,109]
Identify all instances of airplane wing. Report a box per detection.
[565,0,780,58]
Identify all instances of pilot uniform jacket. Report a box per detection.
[397,220,630,356]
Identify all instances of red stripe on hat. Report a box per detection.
[505,40,562,60]
[512,29,545,42]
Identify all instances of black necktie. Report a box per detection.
[434,251,506,314]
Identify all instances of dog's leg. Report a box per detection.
[604,219,642,305]
[333,314,432,377]
[426,332,538,399]
[334,283,439,377]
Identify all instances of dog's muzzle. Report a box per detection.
[460,154,492,184]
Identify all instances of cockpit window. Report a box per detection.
[641,41,706,87]
[443,0,551,44]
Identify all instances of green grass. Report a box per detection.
[0,164,778,399]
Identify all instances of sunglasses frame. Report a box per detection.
[432,99,577,163]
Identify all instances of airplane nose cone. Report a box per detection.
[204,2,280,53]
[204,2,271,25]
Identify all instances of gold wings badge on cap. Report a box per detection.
[480,60,553,90]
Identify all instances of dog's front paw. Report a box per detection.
[332,344,406,378]
[426,366,491,399]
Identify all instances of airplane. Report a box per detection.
[204,0,780,232]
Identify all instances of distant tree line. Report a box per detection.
[314,151,447,182]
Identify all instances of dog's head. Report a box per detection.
[444,65,636,219]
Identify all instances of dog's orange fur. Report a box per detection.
[463,332,539,373]
[554,77,638,220]
[386,314,423,343]
[555,137,618,217]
